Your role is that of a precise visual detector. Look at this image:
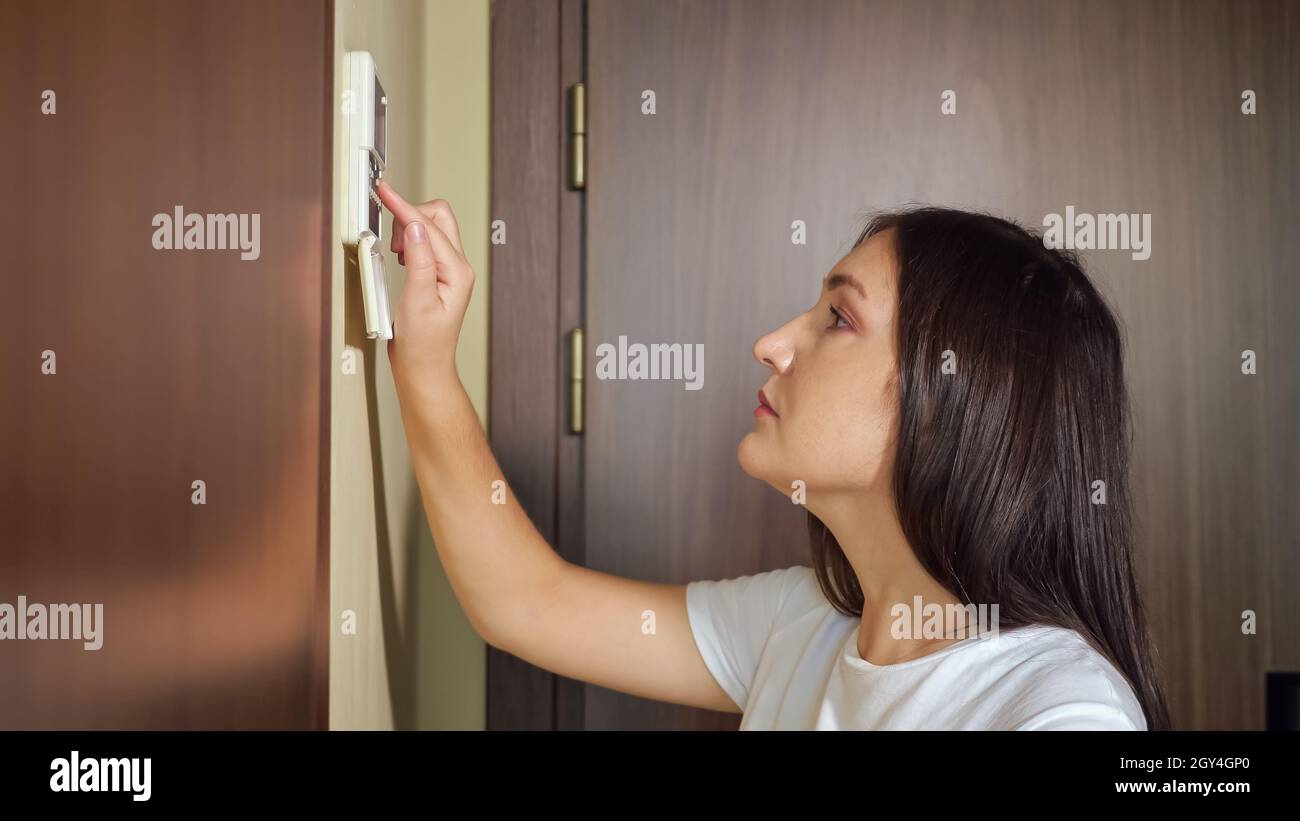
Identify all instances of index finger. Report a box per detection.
[377,181,465,258]
[377,181,428,233]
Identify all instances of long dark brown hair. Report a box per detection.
[808,207,1171,730]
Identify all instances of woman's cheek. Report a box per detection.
[808,402,887,487]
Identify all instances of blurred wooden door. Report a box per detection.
[0,0,331,728]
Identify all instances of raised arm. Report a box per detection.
[377,182,738,714]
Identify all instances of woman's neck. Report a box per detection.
[811,488,970,666]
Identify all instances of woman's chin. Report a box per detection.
[736,434,760,478]
[737,433,776,483]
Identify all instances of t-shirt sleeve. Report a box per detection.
[685,565,809,711]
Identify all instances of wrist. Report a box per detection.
[394,368,467,416]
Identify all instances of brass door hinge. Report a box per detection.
[569,83,586,190]
[568,328,585,434]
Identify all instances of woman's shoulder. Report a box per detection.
[688,563,822,605]
[980,624,1148,730]
[686,564,842,629]
[734,564,842,619]
[776,564,842,614]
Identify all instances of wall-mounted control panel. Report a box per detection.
[343,51,392,340]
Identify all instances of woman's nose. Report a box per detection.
[753,320,796,373]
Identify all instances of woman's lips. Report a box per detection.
[755,389,778,418]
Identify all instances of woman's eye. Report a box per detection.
[828,305,849,330]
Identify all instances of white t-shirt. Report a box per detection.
[685,565,1147,730]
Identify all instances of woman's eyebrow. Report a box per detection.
[823,271,866,298]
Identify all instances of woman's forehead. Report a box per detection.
[838,229,899,296]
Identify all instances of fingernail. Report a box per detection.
[406,221,427,244]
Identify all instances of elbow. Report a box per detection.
[470,556,571,656]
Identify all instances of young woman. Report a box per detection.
[376,180,1171,731]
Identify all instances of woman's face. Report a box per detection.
[738,229,901,499]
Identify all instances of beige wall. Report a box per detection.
[330,0,490,730]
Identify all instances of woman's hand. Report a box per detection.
[376,180,475,398]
